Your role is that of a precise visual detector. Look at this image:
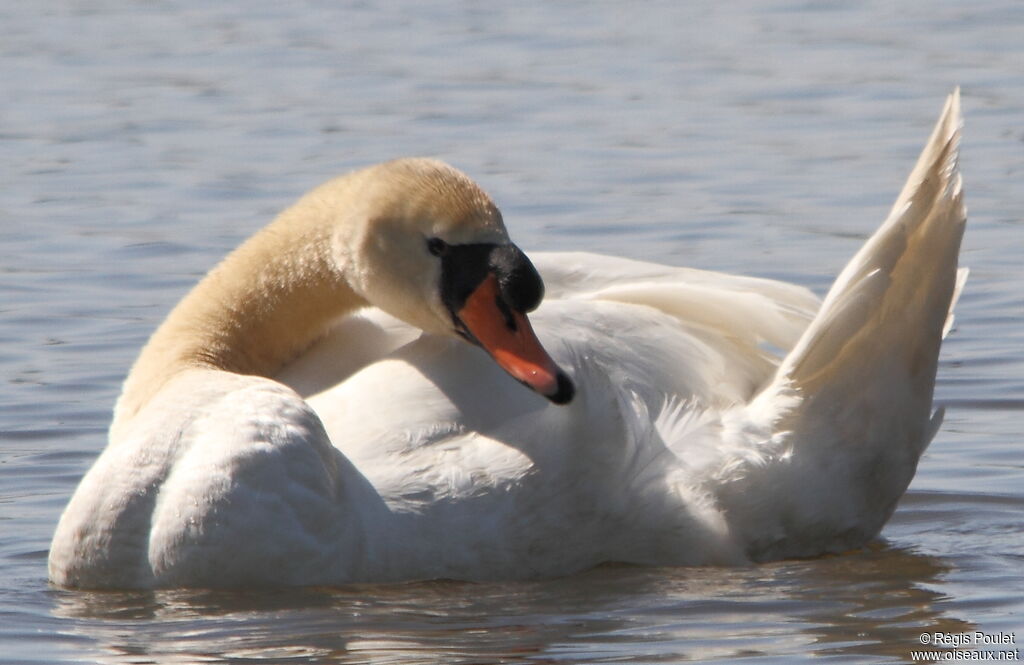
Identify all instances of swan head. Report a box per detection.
[329,158,574,404]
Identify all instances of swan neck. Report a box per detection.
[116,208,364,424]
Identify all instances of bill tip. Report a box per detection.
[546,371,575,405]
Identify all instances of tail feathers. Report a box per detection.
[769,90,966,407]
[943,267,969,339]
[719,92,967,560]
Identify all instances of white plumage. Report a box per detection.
[50,91,965,588]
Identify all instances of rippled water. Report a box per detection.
[2,1,1022,662]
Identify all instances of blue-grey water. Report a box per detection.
[2,1,1022,663]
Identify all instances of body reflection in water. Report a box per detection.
[51,545,970,664]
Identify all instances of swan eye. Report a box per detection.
[426,237,449,257]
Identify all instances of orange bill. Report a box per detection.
[456,274,572,403]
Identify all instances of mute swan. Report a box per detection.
[50,91,966,589]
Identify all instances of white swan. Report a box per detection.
[49,91,966,589]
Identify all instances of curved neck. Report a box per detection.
[115,205,365,425]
